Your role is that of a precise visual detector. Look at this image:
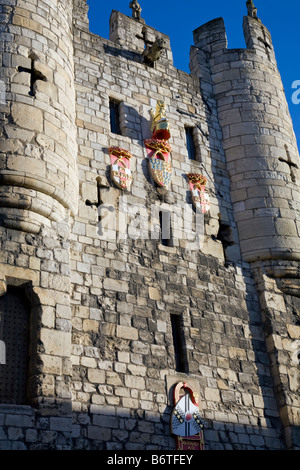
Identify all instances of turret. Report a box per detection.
[190,3,300,449]
[192,9,300,266]
[0,0,78,234]
[0,0,78,415]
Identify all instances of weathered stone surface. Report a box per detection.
[0,0,298,454]
[116,325,138,341]
[40,329,71,357]
[11,103,43,133]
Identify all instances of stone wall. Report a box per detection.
[0,1,298,451]
[68,9,285,450]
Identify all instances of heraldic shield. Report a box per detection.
[145,138,172,189]
[187,173,210,214]
[109,147,133,191]
[171,382,205,451]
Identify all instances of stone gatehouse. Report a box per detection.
[0,0,299,450]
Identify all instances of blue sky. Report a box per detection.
[87,0,300,150]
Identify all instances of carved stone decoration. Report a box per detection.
[145,138,172,189]
[171,382,205,451]
[129,0,143,22]
[109,147,133,191]
[143,37,166,66]
[246,0,260,20]
[187,173,210,214]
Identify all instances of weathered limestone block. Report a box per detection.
[12,14,43,34]
[11,103,43,133]
[116,325,138,341]
[40,329,72,357]
[103,278,129,293]
[87,369,105,384]
[34,81,58,101]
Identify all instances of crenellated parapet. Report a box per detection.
[109,10,173,68]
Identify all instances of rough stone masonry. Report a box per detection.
[0,0,299,450]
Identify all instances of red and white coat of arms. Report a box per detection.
[109,147,133,191]
[145,138,172,189]
[187,173,210,214]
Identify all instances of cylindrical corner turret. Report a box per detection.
[0,0,78,415]
[0,0,78,233]
[193,12,300,264]
[191,8,300,449]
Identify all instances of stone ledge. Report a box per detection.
[0,405,35,415]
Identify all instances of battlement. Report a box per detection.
[193,17,228,54]
[193,15,275,63]
[73,0,89,31]
[109,10,173,68]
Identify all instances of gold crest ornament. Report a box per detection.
[150,100,171,141]
[145,100,172,189]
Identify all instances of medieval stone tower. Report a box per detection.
[0,0,299,451]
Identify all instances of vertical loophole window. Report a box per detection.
[185,126,197,161]
[171,314,188,373]
[109,98,121,135]
[0,286,31,405]
[159,210,173,247]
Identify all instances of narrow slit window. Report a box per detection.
[109,98,121,135]
[159,210,172,247]
[171,314,188,373]
[185,126,196,161]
